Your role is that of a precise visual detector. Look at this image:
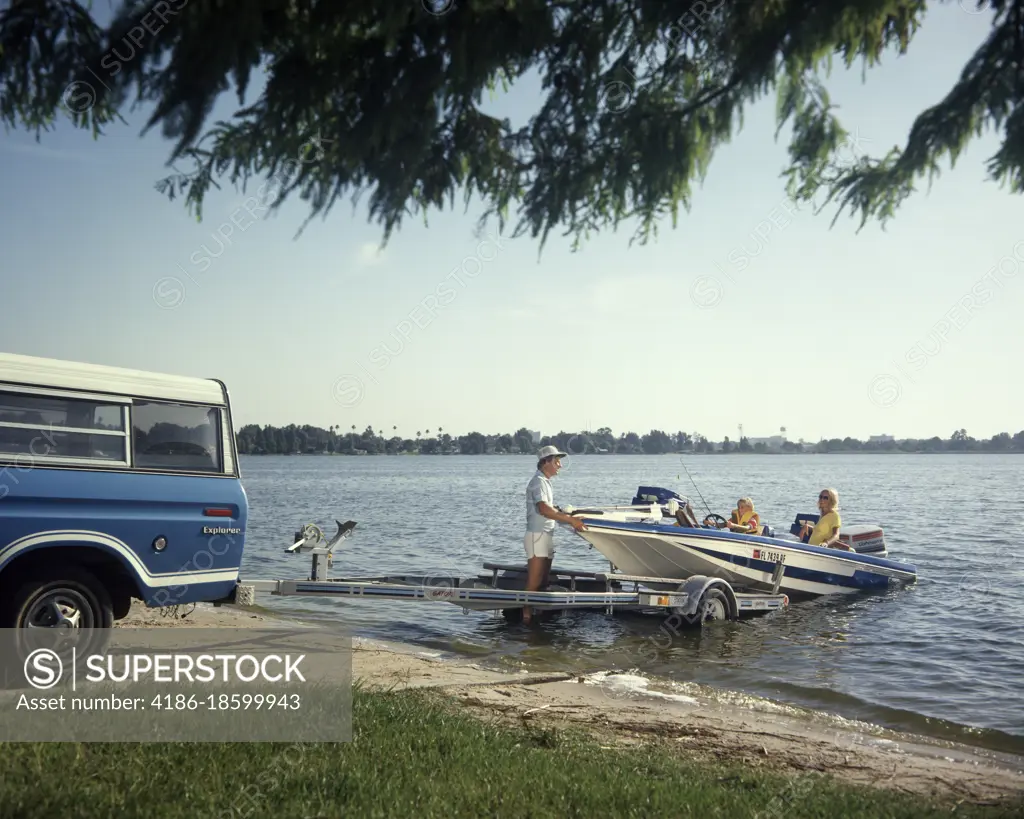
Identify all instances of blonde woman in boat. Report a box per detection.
[716,497,760,535]
[797,487,852,550]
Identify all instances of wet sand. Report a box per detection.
[119,601,1024,806]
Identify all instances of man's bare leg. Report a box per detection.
[523,556,549,624]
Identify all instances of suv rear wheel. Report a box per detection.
[2,565,114,629]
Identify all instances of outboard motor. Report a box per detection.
[632,486,684,505]
[839,525,887,554]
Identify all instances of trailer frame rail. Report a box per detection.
[233,520,790,622]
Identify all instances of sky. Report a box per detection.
[0,3,1021,444]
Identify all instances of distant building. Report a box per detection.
[747,435,786,450]
[528,429,541,444]
[869,434,895,443]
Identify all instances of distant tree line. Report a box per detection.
[234,425,1024,455]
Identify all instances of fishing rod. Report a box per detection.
[679,455,714,518]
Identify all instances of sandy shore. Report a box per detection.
[119,601,1024,806]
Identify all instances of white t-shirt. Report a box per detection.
[525,470,555,533]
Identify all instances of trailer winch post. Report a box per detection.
[285,521,358,582]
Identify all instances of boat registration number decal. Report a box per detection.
[753,549,786,563]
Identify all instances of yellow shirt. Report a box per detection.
[808,511,841,545]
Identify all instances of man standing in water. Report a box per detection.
[523,445,586,624]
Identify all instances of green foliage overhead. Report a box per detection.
[2,1,1021,251]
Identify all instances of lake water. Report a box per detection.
[235,453,1024,755]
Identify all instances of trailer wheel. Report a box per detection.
[3,566,114,630]
[698,588,730,622]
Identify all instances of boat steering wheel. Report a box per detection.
[702,513,728,529]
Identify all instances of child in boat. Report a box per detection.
[722,498,760,534]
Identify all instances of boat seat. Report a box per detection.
[790,513,818,538]
[673,503,701,528]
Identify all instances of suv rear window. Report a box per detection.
[132,402,222,472]
[0,391,128,463]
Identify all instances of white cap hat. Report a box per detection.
[537,445,568,460]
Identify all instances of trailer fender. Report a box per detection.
[673,576,737,619]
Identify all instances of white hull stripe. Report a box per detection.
[0,530,239,587]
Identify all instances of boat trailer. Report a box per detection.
[232,521,790,625]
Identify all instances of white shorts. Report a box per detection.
[524,531,555,560]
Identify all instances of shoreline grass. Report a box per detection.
[1,686,1020,818]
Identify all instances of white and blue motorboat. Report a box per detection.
[567,486,918,599]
